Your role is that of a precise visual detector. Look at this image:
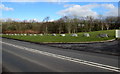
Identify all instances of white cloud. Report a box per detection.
[104,8,118,16]
[57,4,98,17]
[57,3,118,18]
[81,4,115,9]
[101,4,115,9]
[1,18,21,22]
[29,18,40,22]
[1,18,41,22]
[0,4,13,11]
[49,19,55,22]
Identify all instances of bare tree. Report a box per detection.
[57,18,64,34]
[98,15,104,30]
[43,16,50,34]
[86,16,94,31]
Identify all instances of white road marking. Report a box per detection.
[1,41,120,72]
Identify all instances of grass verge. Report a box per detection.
[2,30,115,43]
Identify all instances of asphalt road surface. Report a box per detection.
[1,38,120,72]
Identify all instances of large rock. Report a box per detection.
[39,34,43,36]
[14,34,17,36]
[60,34,65,36]
[71,34,78,37]
[98,34,109,38]
[21,34,24,36]
[83,33,90,37]
[29,34,33,36]
[33,34,37,36]
[24,34,27,36]
[52,33,56,36]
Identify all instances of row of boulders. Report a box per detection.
[3,33,109,38]
[4,34,43,36]
[43,33,109,38]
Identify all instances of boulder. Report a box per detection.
[39,34,43,36]
[33,34,37,36]
[98,34,109,38]
[24,34,27,36]
[14,34,17,36]
[29,34,33,36]
[83,33,90,37]
[71,34,78,37]
[21,34,24,36]
[60,34,65,36]
[52,33,56,36]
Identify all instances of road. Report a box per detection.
[1,38,120,72]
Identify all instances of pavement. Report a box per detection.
[48,39,120,56]
[1,38,120,72]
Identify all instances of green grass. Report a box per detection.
[2,30,115,43]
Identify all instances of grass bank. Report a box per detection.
[2,30,115,43]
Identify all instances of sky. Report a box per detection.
[1,0,119,22]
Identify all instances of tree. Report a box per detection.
[57,18,64,34]
[43,16,50,34]
[62,16,72,34]
[98,15,105,30]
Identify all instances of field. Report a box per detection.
[2,30,115,43]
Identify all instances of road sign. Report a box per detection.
[116,30,120,38]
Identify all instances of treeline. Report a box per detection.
[1,16,120,34]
